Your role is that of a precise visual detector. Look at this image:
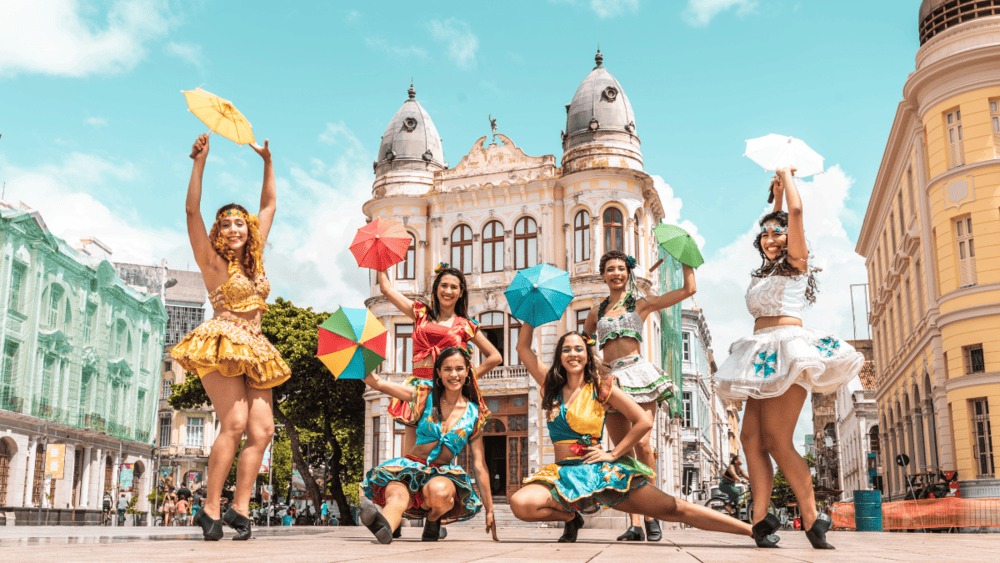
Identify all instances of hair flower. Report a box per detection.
[625,255,637,269]
[581,331,597,347]
[434,262,450,275]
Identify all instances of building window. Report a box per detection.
[1,341,19,408]
[906,167,916,221]
[46,285,64,328]
[633,213,640,261]
[396,232,416,280]
[963,344,986,374]
[371,417,381,466]
[8,262,26,313]
[574,211,590,263]
[990,98,1000,153]
[575,309,588,334]
[480,312,506,366]
[890,213,897,250]
[114,320,127,358]
[450,225,473,275]
[944,108,964,168]
[393,421,406,459]
[159,415,171,448]
[970,398,995,478]
[898,193,906,239]
[513,217,537,271]
[914,259,925,319]
[683,392,693,427]
[394,324,413,373]
[186,417,204,447]
[161,378,172,399]
[954,216,977,287]
[682,332,691,362]
[167,305,205,348]
[0,439,10,506]
[83,303,97,343]
[32,444,45,505]
[896,295,905,341]
[603,207,623,253]
[482,220,504,273]
[904,279,913,332]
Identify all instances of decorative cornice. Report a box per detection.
[936,299,1000,329]
[944,370,1000,394]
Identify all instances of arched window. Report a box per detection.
[573,211,590,263]
[482,220,504,273]
[0,439,11,506]
[603,207,623,252]
[395,232,416,280]
[450,225,473,275]
[514,217,537,270]
[633,212,641,262]
[869,425,880,453]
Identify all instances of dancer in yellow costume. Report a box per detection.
[171,133,290,541]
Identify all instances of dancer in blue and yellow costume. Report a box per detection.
[359,347,498,544]
[510,324,753,543]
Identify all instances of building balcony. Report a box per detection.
[902,227,920,257]
[480,365,528,381]
[1,393,25,413]
[891,249,909,279]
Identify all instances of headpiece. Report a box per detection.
[434,262,450,275]
[581,331,597,347]
[216,208,248,222]
[761,221,785,235]
[625,255,637,269]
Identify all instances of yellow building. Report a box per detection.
[857,1,1000,500]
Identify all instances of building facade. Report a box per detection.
[0,201,166,524]
[361,52,687,511]
[834,343,879,500]
[857,1,1000,500]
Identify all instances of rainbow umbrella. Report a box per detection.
[350,218,411,271]
[317,307,387,379]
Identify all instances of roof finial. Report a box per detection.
[595,45,603,67]
[408,79,416,100]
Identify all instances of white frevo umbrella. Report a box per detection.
[744,134,825,178]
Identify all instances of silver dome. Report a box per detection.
[374,84,446,176]
[563,49,638,151]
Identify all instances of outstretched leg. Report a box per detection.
[740,398,774,525]
[614,484,752,538]
[759,386,817,529]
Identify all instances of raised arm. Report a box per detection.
[583,303,599,334]
[363,372,417,402]
[469,437,499,541]
[637,264,696,321]
[776,167,808,272]
[582,386,653,464]
[186,134,221,275]
[470,331,502,377]
[250,140,275,244]
[515,322,548,387]
[376,270,416,321]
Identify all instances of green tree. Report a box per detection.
[771,453,818,508]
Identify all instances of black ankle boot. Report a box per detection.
[222,507,253,541]
[422,518,442,542]
[359,499,393,544]
[558,512,584,543]
[192,508,223,541]
[805,513,835,550]
[752,513,781,548]
[616,525,644,541]
[644,519,662,542]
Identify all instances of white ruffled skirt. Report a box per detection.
[713,326,864,401]
[606,354,676,404]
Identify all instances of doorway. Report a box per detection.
[483,436,507,497]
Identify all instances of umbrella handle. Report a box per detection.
[648,258,664,273]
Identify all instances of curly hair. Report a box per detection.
[431,347,476,422]
[209,203,265,277]
[599,250,632,279]
[751,210,820,304]
[541,332,600,413]
[426,266,469,321]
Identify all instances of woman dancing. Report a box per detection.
[713,167,863,549]
[360,347,498,543]
[510,325,752,543]
[172,133,290,541]
[583,250,695,541]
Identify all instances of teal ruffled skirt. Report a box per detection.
[361,456,482,524]
[524,456,653,514]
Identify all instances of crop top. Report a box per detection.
[596,294,643,350]
[412,301,479,362]
[745,274,807,320]
[208,261,269,314]
[412,387,483,464]
[545,376,616,449]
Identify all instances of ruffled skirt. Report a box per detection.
[361,456,482,524]
[524,457,653,514]
[386,367,490,428]
[713,326,864,401]
[170,317,291,390]
[606,355,675,404]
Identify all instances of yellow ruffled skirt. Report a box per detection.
[170,317,291,390]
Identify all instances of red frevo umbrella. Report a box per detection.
[350,218,411,271]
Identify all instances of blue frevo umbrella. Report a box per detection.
[504,263,574,327]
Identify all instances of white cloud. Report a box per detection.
[345,10,362,24]
[84,117,108,128]
[428,18,479,71]
[0,0,175,78]
[651,174,706,250]
[165,41,204,70]
[683,0,758,27]
[364,37,428,60]
[591,0,640,18]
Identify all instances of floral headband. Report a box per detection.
[760,221,785,235]
[581,331,597,347]
[625,255,637,269]
[216,208,248,222]
[434,262,450,275]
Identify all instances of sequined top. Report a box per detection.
[545,377,615,446]
[596,294,643,350]
[413,387,483,463]
[412,301,479,362]
[745,274,807,320]
[208,261,270,314]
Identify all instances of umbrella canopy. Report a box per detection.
[317,307,387,379]
[350,218,411,271]
[744,134,824,178]
[504,264,574,327]
[652,224,704,269]
[182,88,255,145]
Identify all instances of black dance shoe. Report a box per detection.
[422,518,442,542]
[359,499,393,544]
[805,513,835,550]
[751,513,781,548]
[192,508,223,541]
[616,525,645,541]
[222,507,253,541]
[392,526,402,539]
[645,519,662,542]
[558,512,585,543]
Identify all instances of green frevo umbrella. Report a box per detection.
[652,224,704,269]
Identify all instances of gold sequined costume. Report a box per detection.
[171,261,290,389]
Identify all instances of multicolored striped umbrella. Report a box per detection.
[350,218,411,271]
[317,307,387,379]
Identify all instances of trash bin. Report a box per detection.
[853,490,883,532]
[282,515,294,526]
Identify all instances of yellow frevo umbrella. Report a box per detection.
[182,88,255,145]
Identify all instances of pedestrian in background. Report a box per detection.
[164,494,176,527]
[116,493,129,526]
[177,497,190,526]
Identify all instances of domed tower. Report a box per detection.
[919,0,1000,45]
[371,83,447,198]
[562,50,642,173]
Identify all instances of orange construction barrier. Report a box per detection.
[831,497,1000,530]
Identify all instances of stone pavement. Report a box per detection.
[0,525,991,562]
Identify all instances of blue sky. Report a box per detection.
[1,1,923,450]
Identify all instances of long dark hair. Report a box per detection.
[541,332,600,413]
[426,267,469,321]
[751,211,821,304]
[432,347,476,422]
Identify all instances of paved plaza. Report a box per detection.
[0,525,991,562]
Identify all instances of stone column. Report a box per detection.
[93,447,104,497]
[924,399,940,469]
[22,436,38,506]
[80,446,93,508]
[912,411,926,471]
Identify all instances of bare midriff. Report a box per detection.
[213,307,263,325]
[553,443,576,462]
[408,442,453,466]
[600,335,641,366]
[754,315,803,332]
